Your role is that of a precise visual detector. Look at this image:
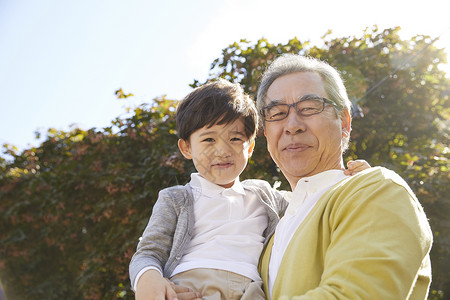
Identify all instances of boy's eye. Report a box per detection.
[230,137,243,142]
[202,138,215,142]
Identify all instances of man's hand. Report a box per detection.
[135,269,179,300]
[170,282,202,300]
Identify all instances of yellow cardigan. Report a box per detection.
[259,167,432,300]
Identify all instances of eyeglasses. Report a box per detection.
[262,96,335,122]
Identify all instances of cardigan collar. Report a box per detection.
[286,170,348,216]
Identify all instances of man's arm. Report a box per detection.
[310,175,431,299]
[269,168,433,299]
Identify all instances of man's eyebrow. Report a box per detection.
[299,93,322,100]
[265,94,323,106]
[265,99,285,107]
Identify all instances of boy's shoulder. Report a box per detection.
[241,178,272,189]
[161,183,190,192]
[242,179,288,212]
[241,179,282,198]
[158,184,192,201]
[154,184,196,213]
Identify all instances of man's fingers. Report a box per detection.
[169,282,190,292]
[169,282,201,300]
[176,291,202,300]
[165,284,181,300]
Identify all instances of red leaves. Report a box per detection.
[43,213,59,224]
[105,183,119,195]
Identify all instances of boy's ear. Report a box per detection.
[248,140,256,157]
[178,139,192,159]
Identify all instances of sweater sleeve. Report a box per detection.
[318,175,431,299]
[128,189,179,290]
[273,168,433,300]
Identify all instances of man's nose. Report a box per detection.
[284,109,306,134]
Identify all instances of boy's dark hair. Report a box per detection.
[176,79,258,141]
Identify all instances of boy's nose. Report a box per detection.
[215,141,232,157]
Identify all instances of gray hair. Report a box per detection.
[257,54,352,151]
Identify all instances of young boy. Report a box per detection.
[129,79,368,300]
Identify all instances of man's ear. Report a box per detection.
[247,140,256,157]
[178,139,192,159]
[341,109,352,138]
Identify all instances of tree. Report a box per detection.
[0,27,448,299]
[0,97,194,299]
[196,26,449,298]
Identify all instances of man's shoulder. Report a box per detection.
[348,166,408,185]
[340,166,416,198]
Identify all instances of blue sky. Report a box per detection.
[1,0,449,157]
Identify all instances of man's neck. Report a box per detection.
[288,165,345,190]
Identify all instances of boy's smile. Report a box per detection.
[178,118,255,188]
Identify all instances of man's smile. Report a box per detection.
[283,143,310,152]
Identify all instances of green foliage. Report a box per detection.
[0,97,194,299]
[1,27,448,299]
[115,88,135,99]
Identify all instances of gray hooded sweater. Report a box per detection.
[129,179,288,289]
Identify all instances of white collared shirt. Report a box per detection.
[134,173,268,290]
[171,173,268,281]
[268,170,349,298]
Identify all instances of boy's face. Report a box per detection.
[178,118,255,188]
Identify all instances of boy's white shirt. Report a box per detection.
[134,173,268,290]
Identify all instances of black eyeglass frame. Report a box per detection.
[261,96,337,122]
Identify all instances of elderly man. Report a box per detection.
[256,54,432,299]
